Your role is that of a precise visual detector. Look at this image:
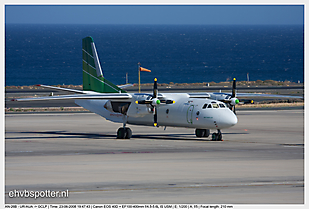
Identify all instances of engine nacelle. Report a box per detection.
[127,105,153,118]
[103,100,113,112]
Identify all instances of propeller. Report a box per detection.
[152,78,159,127]
[135,78,175,127]
[230,78,239,114]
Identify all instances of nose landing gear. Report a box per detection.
[212,129,222,141]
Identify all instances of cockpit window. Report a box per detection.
[202,104,208,109]
[212,103,219,108]
[207,104,212,108]
[219,103,226,108]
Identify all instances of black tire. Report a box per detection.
[125,128,132,139]
[212,133,218,141]
[203,129,210,137]
[117,128,126,139]
[195,129,205,137]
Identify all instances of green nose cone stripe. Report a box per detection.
[235,99,239,104]
[156,100,161,105]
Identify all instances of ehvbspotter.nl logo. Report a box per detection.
[8,189,69,199]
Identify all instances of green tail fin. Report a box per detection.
[82,36,126,93]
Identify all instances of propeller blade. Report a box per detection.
[154,107,158,127]
[159,100,175,104]
[232,78,237,114]
[153,78,158,98]
[135,100,152,105]
[232,78,236,98]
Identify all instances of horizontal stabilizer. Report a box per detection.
[36,84,132,94]
[117,84,134,89]
[13,93,132,102]
[35,84,88,94]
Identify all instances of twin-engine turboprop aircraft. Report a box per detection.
[13,36,302,141]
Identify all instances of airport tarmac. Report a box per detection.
[5,109,304,204]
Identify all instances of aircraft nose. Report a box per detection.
[229,114,238,126]
[219,111,238,128]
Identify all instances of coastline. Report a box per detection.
[4,79,303,89]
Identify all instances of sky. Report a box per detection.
[5,5,304,25]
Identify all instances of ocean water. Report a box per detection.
[5,24,304,86]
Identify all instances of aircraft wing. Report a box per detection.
[12,93,132,101]
[188,93,210,98]
[235,92,303,99]
[210,92,303,99]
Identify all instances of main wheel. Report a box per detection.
[117,128,126,139]
[203,129,210,137]
[195,129,205,137]
[125,128,132,139]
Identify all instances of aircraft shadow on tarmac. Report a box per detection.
[7,131,248,142]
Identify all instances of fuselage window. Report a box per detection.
[212,103,219,108]
[202,104,208,109]
[219,104,226,108]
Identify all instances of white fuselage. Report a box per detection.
[75,93,238,130]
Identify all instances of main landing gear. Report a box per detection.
[117,127,132,139]
[195,129,222,141]
[195,129,210,138]
[117,114,132,139]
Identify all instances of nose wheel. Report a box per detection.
[212,129,222,141]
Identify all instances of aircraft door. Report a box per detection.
[186,105,194,124]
